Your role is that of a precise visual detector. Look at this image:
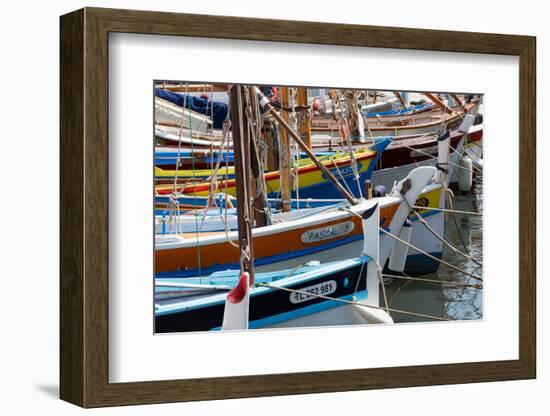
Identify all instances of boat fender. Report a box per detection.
[388,219,412,273]
[458,156,473,192]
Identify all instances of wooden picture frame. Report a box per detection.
[60,7,536,408]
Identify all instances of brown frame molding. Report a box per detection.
[60,7,536,408]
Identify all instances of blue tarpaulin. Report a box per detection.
[365,103,432,117]
[155,88,228,129]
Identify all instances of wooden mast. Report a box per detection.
[255,87,358,205]
[296,87,312,148]
[450,93,465,111]
[424,93,454,115]
[278,87,293,212]
[393,91,406,107]
[229,85,255,279]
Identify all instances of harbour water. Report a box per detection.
[386,175,483,323]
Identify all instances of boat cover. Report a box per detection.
[155,88,228,129]
[366,103,432,117]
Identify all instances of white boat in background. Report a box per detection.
[155,96,212,133]
[155,166,438,279]
[155,201,392,332]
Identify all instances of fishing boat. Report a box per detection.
[155,259,375,332]
[154,118,482,189]
[155,166,437,278]
[154,139,391,199]
[370,114,482,190]
[155,202,391,332]
[155,146,234,169]
[153,183,440,234]
[155,97,212,134]
[155,124,226,149]
[154,179,445,276]
[310,95,479,140]
[365,102,434,117]
[154,150,338,184]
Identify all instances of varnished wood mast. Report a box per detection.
[279,87,293,212]
[229,85,255,278]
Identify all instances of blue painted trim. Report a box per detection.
[211,290,369,330]
[156,233,364,278]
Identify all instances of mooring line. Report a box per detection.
[398,142,477,175]
[406,201,482,267]
[411,205,482,216]
[256,282,450,321]
[379,227,482,282]
[449,144,483,174]
[382,273,482,289]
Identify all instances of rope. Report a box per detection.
[379,227,482,282]
[343,115,364,199]
[331,157,356,197]
[445,186,473,256]
[187,84,202,278]
[382,273,482,289]
[406,199,482,267]
[245,89,272,224]
[398,140,477,175]
[438,161,477,175]
[371,258,389,314]
[218,108,239,249]
[411,205,482,216]
[255,282,450,321]
[197,119,231,232]
[359,106,375,143]
[449,143,482,174]
[289,88,300,208]
[388,278,413,308]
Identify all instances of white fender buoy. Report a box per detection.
[352,302,394,324]
[388,219,413,273]
[221,272,251,330]
[458,156,473,192]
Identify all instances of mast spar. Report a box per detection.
[229,85,255,280]
[255,87,358,205]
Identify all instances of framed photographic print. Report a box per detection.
[60,7,536,408]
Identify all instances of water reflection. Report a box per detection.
[387,175,483,323]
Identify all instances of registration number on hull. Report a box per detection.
[290,280,337,304]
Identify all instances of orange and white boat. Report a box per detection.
[155,166,438,278]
